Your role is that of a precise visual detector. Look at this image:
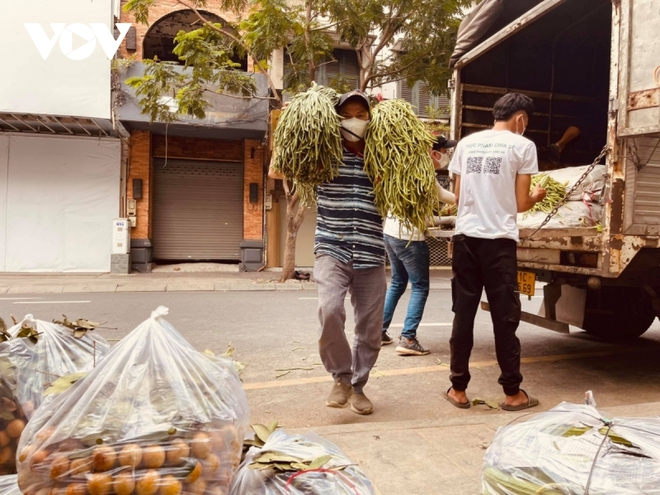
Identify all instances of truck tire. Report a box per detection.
[582,287,656,341]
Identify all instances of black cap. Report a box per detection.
[433,135,458,150]
[336,90,371,113]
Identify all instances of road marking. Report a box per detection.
[0,297,43,301]
[389,323,452,328]
[13,301,91,305]
[242,349,629,391]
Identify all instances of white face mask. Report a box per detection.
[340,118,369,142]
[515,115,527,136]
[439,153,451,169]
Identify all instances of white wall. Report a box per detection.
[0,137,8,272]
[1,134,120,272]
[0,0,116,119]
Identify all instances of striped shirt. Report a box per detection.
[314,149,385,269]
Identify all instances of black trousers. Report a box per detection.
[449,234,523,396]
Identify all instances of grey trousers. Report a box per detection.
[314,255,387,394]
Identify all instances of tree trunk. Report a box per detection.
[280,191,307,282]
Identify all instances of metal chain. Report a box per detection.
[524,144,610,239]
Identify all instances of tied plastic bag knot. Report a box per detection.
[150,306,169,319]
[19,314,36,326]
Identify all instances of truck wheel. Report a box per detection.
[582,287,656,341]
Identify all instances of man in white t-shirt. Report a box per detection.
[445,93,547,412]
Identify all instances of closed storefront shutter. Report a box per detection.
[153,158,244,261]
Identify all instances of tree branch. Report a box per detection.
[365,50,431,85]
[175,0,282,104]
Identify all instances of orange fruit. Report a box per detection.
[31,449,51,467]
[65,483,88,495]
[209,431,225,452]
[141,444,166,469]
[190,433,211,459]
[7,418,26,438]
[70,457,92,476]
[92,445,116,472]
[202,453,220,476]
[165,439,189,466]
[113,472,135,495]
[19,444,35,462]
[158,475,182,495]
[49,454,70,479]
[36,426,56,442]
[135,469,160,495]
[186,478,206,495]
[87,473,112,495]
[0,446,13,464]
[184,461,202,483]
[206,487,225,495]
[118,443,142,468]
[0,430,10,447]
[60,438,84,452]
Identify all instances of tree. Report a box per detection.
[123,0,469,281]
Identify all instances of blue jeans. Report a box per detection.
[383,234,430,339]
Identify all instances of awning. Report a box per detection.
[0,113,117,137]
[117,63,269,140]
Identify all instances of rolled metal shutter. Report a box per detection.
[153,158,243,260]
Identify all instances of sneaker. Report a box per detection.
[381,331,393,346]
[348,392,373,415]
[396,337,430,356]
[326,381,352,408]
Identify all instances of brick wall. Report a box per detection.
[243,139,264,240]
[127,130,152,240]
[119,0,240,61]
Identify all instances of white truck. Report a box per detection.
[443,0,660,340]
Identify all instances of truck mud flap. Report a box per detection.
[481,301,570,334]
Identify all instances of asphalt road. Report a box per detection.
[2,289,660,429]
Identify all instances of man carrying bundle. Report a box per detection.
[445,93,547,411]
[269,90,385,416]
[381,137,457,355]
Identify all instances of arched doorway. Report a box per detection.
[143,10,248,70]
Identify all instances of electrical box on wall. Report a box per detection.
[265,193,273,210]
[112,219,131,254]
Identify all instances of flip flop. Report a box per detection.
[444,387,470,409]
[500,389,539,411]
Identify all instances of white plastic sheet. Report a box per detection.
[1,134,120,272]
[518,202,602,230]
[545,165,607,202]
[16,307,249,495]
[0,474,20,495]
[483,402,660,494]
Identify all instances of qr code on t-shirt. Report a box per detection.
[484,156,502,174]
[466,156,483,174]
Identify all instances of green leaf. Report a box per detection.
[307,454,332,470]
[251,424,273,444]
[0,411,14,421]
[44,371,88,395]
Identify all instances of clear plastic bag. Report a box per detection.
[0,474,20,494]
[2,314,110,419]
[16,307,249,495]
[483,402,660,494]
[230,429,375,495]
[0,378,28,476]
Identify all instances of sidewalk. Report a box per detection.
[0,270,455,294]
[294,400,660,495]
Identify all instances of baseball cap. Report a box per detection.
[433,135,458,150]
[336,90,371,114]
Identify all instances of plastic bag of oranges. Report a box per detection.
[0,378,28,476]
[16,307,249,495]
[1,314,110,419]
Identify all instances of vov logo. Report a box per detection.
[24,23,132,61]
